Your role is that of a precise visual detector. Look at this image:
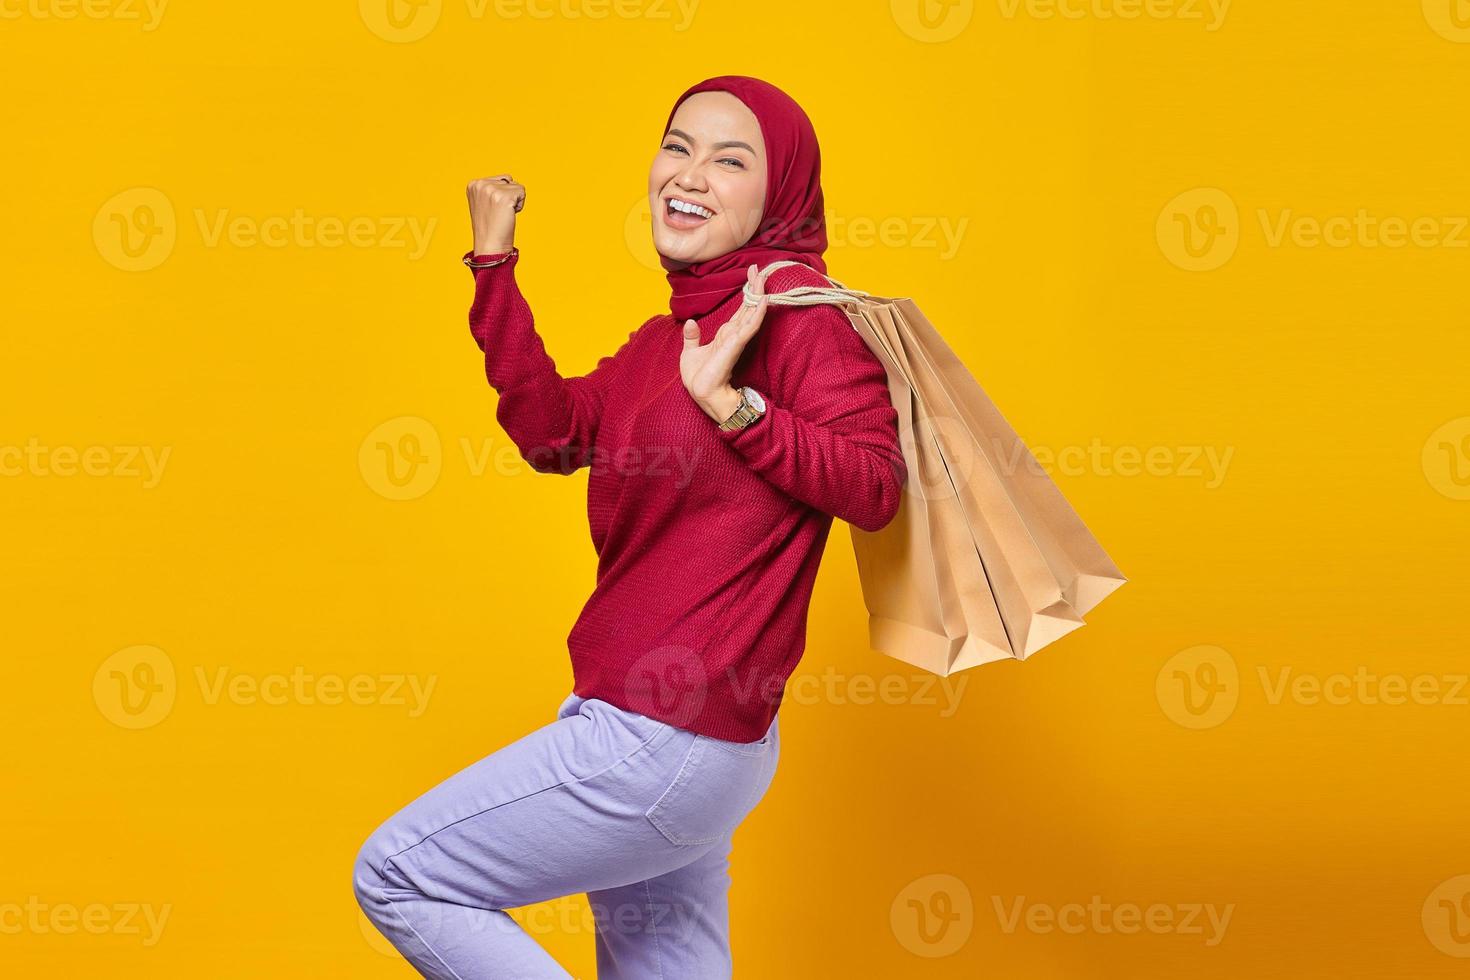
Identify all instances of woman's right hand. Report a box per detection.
[466,175,525,255]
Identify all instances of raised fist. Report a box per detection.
[466,175,525,255]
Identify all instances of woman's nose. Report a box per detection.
[673,164,709,192]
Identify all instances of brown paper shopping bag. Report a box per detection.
[845,314,1014,675]
[892,298,1127,618]
[865,298,1088,661]
[752,262,1127,674]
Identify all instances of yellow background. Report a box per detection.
[5,0,1469,976]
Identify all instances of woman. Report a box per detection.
[354,74,907,979]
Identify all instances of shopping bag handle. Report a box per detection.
[744,260,875,308]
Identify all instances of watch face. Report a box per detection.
[743,387,766,412]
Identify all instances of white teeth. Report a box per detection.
[668,199,714,219]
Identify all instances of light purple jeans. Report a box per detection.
[354,691,780,979]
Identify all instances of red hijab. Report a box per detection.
[659,75,828,321]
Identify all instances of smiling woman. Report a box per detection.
[649,92,769,258]
[355,74,906,980]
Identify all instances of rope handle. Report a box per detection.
[741,260,877,308]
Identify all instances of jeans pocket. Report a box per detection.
[644,734,771,847]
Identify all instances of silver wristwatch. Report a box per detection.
[718,386,767,431]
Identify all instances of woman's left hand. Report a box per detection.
[680,264,772,423]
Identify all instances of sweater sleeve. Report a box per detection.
[713,301,907,532]
[466,250,640,475]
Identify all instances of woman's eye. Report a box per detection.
[661,143,743,168]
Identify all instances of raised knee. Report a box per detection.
[353,832,392,914]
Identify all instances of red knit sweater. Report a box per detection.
[466,251,907,742]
